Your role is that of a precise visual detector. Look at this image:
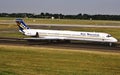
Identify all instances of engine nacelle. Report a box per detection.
[24,30,36,36]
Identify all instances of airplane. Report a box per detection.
[16,19,118,46]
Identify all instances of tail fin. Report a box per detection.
[16,19,30,33]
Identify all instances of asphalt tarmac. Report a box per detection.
[0,37,119,53]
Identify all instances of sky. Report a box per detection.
[0,0,120,15]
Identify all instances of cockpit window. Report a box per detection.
[106,34,111,37]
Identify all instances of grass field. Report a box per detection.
[0,17,120,25]
[0,45,120,75]
[0,18,120,75]
[0,24,26,38]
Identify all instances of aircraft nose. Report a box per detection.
[113,38,118,42]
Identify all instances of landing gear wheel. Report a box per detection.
[109,43,112,47]
[36,32,39,37]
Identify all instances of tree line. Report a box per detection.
[0,13,120,20]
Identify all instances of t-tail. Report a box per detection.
[16,19,30,33]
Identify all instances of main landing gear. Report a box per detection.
[108,42,117,47]
[109,42,112,47]
[104,42,113,47]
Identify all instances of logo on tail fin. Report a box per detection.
[16,19,30,33]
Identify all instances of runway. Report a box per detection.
[0,37,120,53]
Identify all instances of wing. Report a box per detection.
[24,37,66,40]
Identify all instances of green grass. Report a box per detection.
[0,17,15,20]
[0,18,120,75]
[0,45,120,75]
[24,18,120,25]
[0,24,28,38]
[0,17,120,25]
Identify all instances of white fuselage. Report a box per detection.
[23,29,118,43]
